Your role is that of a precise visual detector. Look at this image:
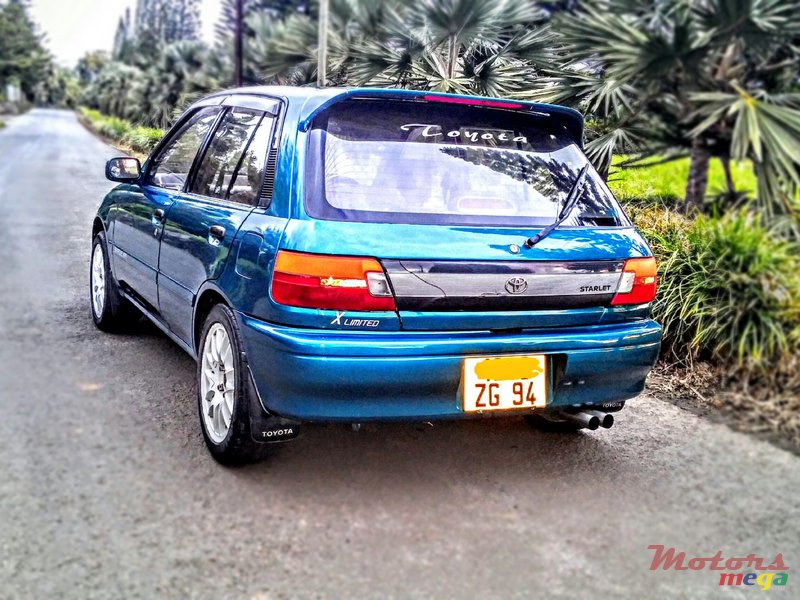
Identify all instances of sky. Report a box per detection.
[28,0,224,67]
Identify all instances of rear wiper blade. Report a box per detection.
[524,163,590,249]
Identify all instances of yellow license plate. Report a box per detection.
[462,355,548,412]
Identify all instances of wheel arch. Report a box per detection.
[92,216,105,238]
[193,284,235,353]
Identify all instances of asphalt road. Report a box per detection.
[0,109,798,600]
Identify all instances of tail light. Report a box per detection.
[271,250,396,311]
[611,257,657,306]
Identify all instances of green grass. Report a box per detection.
[607,156,757,203]
[122,126,164,153]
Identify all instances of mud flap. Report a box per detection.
[246,367,301,443]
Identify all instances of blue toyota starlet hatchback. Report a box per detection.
[91,86,662,463]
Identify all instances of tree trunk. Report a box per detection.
[317,0,329,87]
[684,138,711,213]
[721,155,736,196]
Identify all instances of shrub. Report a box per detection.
[624,202,692,255]
[632,208,800,372]
[96,116,131,139]
[79,107,164,155]
[80,107,102,122]
[122,126,163,153]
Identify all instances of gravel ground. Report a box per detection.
[0,109,798,599]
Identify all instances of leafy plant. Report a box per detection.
[635,208,800,372]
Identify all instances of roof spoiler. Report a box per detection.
[298,88,584,148]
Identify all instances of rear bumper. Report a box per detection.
[238,313,662,421]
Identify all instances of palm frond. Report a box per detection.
[691,87,800,218]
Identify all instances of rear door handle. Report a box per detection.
[208,225,226,241]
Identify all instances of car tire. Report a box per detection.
[197,304,268,465]
[524,412,584,433]
[90,232,139,331]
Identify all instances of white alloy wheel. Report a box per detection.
[91,242,106,317]
[200,323,236,443]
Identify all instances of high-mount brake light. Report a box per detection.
[271,251,396,311]
[422,95,524,110]
[611,257,657,306]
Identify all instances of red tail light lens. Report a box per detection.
[611,257,657,306]
[271,251,396,311]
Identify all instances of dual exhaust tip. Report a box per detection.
[557,409,614,430]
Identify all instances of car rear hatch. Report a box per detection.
[274,92,654,331]
[277,219,652,331]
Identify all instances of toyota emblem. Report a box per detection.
[505,277,528,295]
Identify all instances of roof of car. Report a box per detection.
[203,85,585,146]
[202,85,345,113]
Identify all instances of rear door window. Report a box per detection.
[188,108,263,202]
[305,99,628,227]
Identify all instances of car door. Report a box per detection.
[111,106,221,310]
[157,101,279,344]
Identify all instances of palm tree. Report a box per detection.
[525,0,800,219]
[248,9,318,84]
[129,41,218,128]
[250,0,553,93]
[85,62,139,118]
[349,0,553,95]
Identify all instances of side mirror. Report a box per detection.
[106,157,141,183]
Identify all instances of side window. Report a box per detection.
[188,108,262,201]
[147,107,220,190]
[228,115,275,206]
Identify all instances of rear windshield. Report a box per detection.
[305,99,628,227]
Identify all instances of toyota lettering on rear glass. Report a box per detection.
[400,123,529,145]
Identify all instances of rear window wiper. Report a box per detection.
[524,163,590,249]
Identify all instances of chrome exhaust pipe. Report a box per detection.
[585,410,614,429]
[559,411,600,430]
